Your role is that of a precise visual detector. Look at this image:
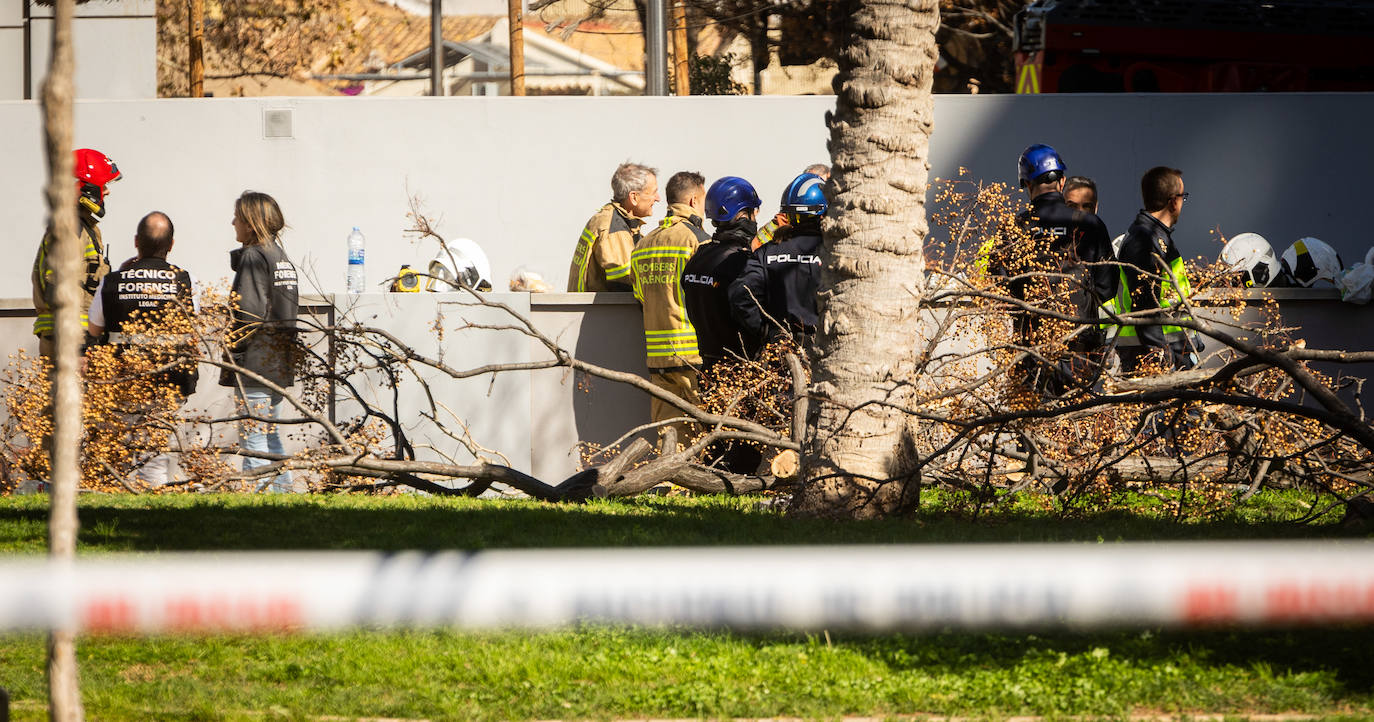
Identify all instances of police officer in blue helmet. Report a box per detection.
[728,172,827,342]
[683,176,764,368]
[681,176,766,474]
[997,144,1116,393]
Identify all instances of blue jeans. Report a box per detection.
[237,386,293,493]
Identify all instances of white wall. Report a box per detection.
[2,93,1373,299]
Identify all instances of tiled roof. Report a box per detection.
[336,12,505,73]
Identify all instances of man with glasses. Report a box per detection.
[568,162,661,292]
[1113,166,1203,372]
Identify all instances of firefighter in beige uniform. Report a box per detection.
[568,163,660,292]
[631,171,709,445]
[32,148,120,358]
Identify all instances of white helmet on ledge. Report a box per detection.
[426,238,493,292]
[1221,232,1283,287]
[1280,237,1343,288]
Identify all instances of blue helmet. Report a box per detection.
[781,172,827,219]
[704,176,761,224]
[1017,144,1066,186]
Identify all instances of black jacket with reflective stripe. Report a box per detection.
[1117,210,1184,350]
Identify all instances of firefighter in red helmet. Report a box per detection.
[31,148,120,357]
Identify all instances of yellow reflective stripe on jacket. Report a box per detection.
[754,219,779,246]
[974,238,995,276]
[33,311,90,337]
[1113,257,1193,344]
[34,240,52,295]
[646,328,697,339]
[630,249,693,301]
[570,227,596,292]
[631,247,694,260]
[605,262,631,280]
[34,237,101,293]
[645,328,699,357]
[1161,255,1192,305]
[647,347,699,358]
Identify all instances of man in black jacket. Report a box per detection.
[87,211,200,486]
[1001,144,1116,393]
[684,176,767,473]
[683,176,764,369]
[1115,166,1201,372]
[729,172,826,342]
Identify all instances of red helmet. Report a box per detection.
[73,148,120,216]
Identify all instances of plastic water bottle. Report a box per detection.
[346,227,366,294]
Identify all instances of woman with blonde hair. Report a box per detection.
[221,191,299,492]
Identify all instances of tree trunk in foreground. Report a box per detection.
[42,0,84,718]
[797,0,938,518]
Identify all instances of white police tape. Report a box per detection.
[2,542,1372,633]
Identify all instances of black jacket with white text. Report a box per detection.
[728,224,822,340]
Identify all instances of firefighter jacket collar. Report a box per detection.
[661,203,703,229]
[611,201,646,229]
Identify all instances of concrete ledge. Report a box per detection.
[532,292,639,306]
[304,292,639,307]
[1,287,1356,314]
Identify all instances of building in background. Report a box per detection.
[0,0,156,100]
[363,17,646,96]
[1014,0,1374,94]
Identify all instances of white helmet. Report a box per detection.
[1364,245,1374,267]
[1221,232,1282,287]
[1280,237,1343,288]
[426,238,492,292]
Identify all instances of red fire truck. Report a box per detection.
[1012,0,1374,94]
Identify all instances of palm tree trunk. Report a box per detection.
[41,0,85,719]
[797,0,939,518]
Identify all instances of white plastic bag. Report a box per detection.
[1337,263,1374,304]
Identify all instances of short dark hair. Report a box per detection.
[665,171,706,205]
[135,211,175,259]
[1141,166,1183,212]
[1064,176,1097,197]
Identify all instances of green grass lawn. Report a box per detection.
[0,491,1370,721]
